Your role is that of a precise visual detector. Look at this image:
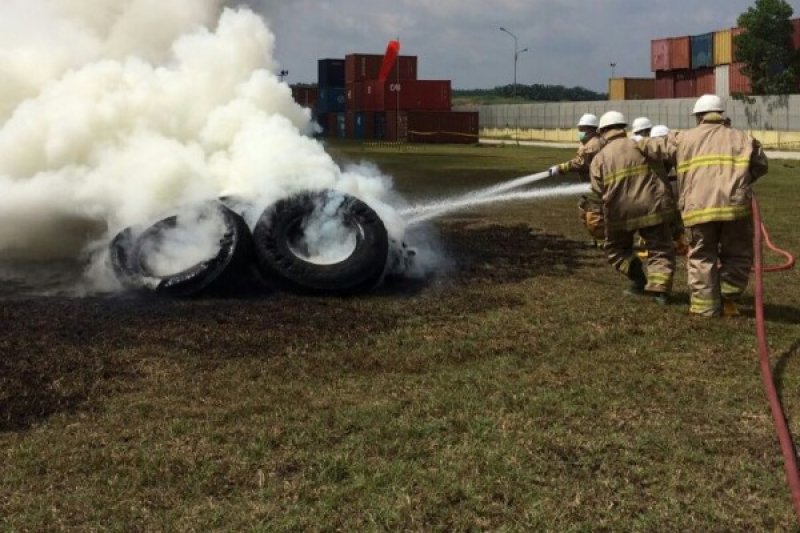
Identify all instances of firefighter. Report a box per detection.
[638,94,768,317]
[589,111,677,304]
[548,113,606,244]
[630,117,653,142]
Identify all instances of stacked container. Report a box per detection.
[317,59,347,137]
[338,51,477,143]
[649,19,800,98]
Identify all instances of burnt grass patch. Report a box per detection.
[0,222,587,431]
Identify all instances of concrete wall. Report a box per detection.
[455,95,800,148]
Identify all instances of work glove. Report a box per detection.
[549,165,560,177]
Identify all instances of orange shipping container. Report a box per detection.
[608,78,655,100]
[670,36,691,70]
[694,68,715,96]
[713,29,733,65]
[730,62,751,95]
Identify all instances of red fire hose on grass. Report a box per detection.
[751,195,799,523]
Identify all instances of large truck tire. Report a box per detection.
[252,190,389,295]
[110,202,254,297]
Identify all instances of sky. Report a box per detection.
[251,0,800,92]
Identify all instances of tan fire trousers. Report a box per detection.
[686,217,754,316]
[605,222,676,293]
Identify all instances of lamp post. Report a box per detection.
[610,63,616,79]
[500,27,528,144]
[499,27,527,100]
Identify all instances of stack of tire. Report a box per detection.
[111,190,398,297]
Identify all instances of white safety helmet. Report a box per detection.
[693,94,724,115]
[577,113,599,128]
[650,125,670,138]
[598,111,627,130]
[631,117,653,134]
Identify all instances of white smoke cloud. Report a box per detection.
[0,0,405,291]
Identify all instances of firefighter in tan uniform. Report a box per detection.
[589,111,677,303]
[549,113,606,243]
[638,94,768,317]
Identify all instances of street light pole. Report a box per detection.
[499,27,524,100]
[610,63,616,79]
[500,27,527,145]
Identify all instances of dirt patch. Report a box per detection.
[0,223,588,431]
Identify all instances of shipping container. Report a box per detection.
[670,36,691,70]
[318,59,345,88]
[731,27,745,62]
[730,62,751,95]
[336,113,346,138]
[715,64,730,97]
[317,87,346,114]
[345,54,418,84]
[694,68,715,96]
[651,39,670,71]
[363,80,451,112]
[793,18,800,50]
[608,78,655,100]
[673,70,695,98]
[713,29,733,65]
[691,33,713,69]
[655,71,675,99]
[382,111,409,142]
[323,113,337,138]
[345,111,375,140]
[290,85,319,109]
[345,83,365,111]
[407,111,479,144]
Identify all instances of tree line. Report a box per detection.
[454,84,607,102]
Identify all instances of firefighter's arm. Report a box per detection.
[749,139,768,181]
[637,133,678,165]
[553,145,588,175]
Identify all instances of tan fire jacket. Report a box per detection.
[637,115,768,226]
[558,134,606,182]
[589,129,676,232]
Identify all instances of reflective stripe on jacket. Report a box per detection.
[637,118,768,226]
[589,129,677,232]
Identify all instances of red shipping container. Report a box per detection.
[290,85,319,108]
[670,37,691,70]
[730,62,751,94]
[694,68,715,96]
[363,80,451,112]
[792,18,800,49]
[345,54,418,83]
[383,111,409,142]
[346,82,366,111]
[407,111,479,144]
[325,113,337,138]
[673,70,695,98]
[651,39,670,71]
[655,71,674,99]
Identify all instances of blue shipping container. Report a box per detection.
[691,33,713,69]
[318,59,345,88]
[318,87,346,114]
[354,112,365,139]
[336,113,346,138]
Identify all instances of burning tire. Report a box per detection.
[252,190,389,295]
[110,202,253,297]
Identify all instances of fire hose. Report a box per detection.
[751,195,799,523]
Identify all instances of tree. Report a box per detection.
[735,0,800,95]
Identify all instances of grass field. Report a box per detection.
[2,141,799,530]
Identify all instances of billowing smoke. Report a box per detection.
[0,0,405,292]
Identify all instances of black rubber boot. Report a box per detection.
[625,257,647,295]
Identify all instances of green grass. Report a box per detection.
[2,143,799,531]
